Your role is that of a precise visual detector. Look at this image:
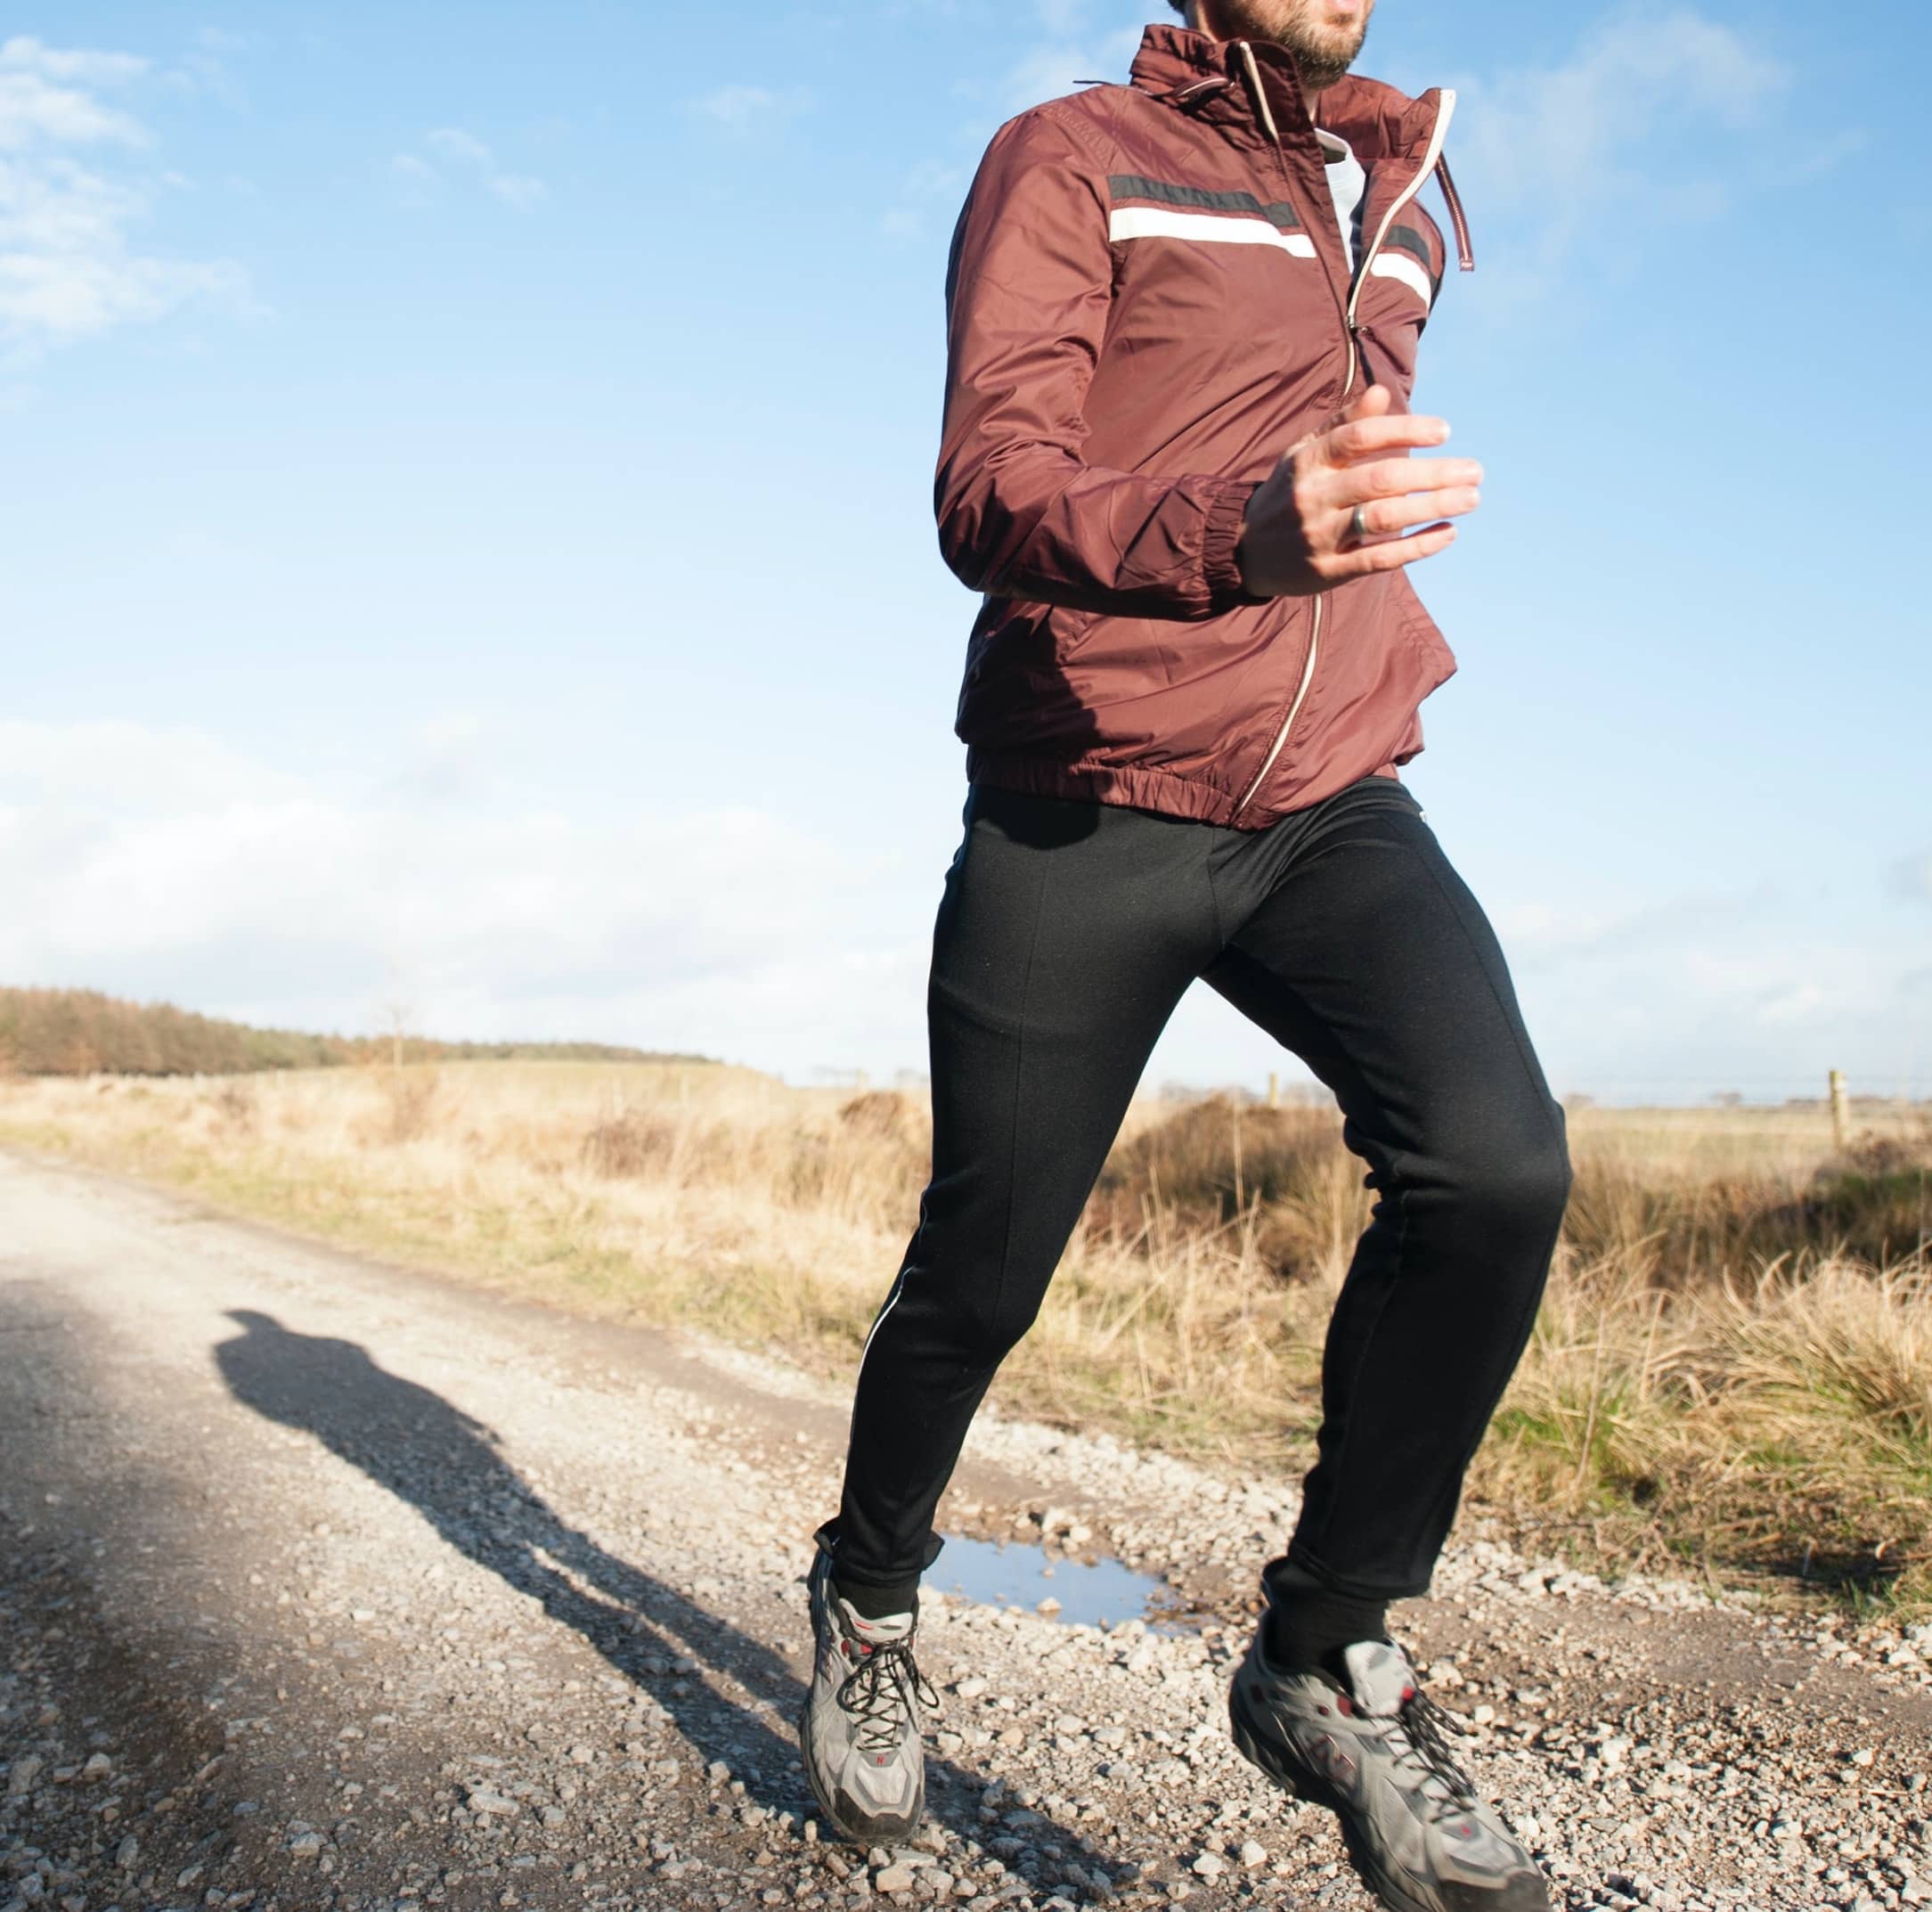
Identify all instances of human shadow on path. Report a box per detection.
[213,1311,1129,1882]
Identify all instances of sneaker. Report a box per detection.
[1228,1634,1550,1912]
[798,1526,937,1843]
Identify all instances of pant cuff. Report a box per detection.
[812,1516,944,1600]
[1268,1541,1431,1606]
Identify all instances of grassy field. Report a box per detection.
[2,1060,1927,1616]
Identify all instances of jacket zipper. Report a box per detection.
[1231,40,1346,822]
[1234,42,1358,394]
[1233,594,1324,817]
[1227,64,1460,821]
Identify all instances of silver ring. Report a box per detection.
[1348,503,1371,545]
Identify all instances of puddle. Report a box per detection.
[927,1532,1194,1631]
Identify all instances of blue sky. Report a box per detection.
[1,1,1927,1101]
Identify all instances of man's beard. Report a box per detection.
[1206,1,1374,91]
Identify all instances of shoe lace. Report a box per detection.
[1369,1687,1480,1824]
[837,1635,940,1757]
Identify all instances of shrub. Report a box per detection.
[582,1107,681,1178]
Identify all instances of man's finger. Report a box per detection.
[1337,383,1396,426]
[1284,390,1405,470]
[1319,523,1458,578]
[1325,413,1452,462]
[1340,489,1480,544]
[1328,456,1484,507]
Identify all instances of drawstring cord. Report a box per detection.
[1433,150,1475,271]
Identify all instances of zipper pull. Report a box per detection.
[1433,151,1474,272]
[1170,75,1232,109]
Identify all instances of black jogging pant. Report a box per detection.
[828,773,1571,1614]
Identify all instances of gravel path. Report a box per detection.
[3,1150,1929,1912]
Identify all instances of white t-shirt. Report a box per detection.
[1315,126,1367,273]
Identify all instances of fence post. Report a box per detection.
[1829,1069,1849,1151]
[1268,1071,1280,1111]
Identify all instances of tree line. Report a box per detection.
[0,988,705,1077]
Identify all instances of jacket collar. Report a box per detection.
[1128,22,1444,167]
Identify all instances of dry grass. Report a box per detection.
[2,1061,1926,1615]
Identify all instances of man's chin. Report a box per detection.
[1292,54,1358,89]
[1292,37,1366,87]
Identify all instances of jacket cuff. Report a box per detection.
[1202,478,1266,612]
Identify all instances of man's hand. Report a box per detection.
[1235,385,1482,599]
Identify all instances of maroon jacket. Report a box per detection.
[935,24,1474,829]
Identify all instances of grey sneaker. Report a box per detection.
[799,1530,937,1843]
[1229,1634,1549,1912]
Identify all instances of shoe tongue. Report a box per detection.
[1340,1639,1416,1717]
[837,1598,915,1646]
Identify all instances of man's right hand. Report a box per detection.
[1235,385,1483,598]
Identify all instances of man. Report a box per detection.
[800,4,1570,1908]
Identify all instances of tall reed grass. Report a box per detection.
[2,1062,1925,1612]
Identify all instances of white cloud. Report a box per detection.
[1756,983,1824,1027]
[0,158,249,342]
[687,84,813,135]
[486,172,546,212]
[426,126,491,166]
[393,713,493,801]
[0,721,927,1077]
[1158,874,1932,1101]
[994,0,1147,113]
[1478,886,1927,1099]
[1000,44,1102,113]
[1895,851,1932,904]
[2,718,1915,1096]
[1,37,149,92]
[693,84,775,127]
[0,35,249,355]
[0,65,146,151]
[879,157,966,242]
[395,126,547,212]
[160,26,248,107]
[388,151,438,206]
[0,720,300,810]
[1447,8,1790,290]
[1033,0,1089,36]
[1457,8,1788,191]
